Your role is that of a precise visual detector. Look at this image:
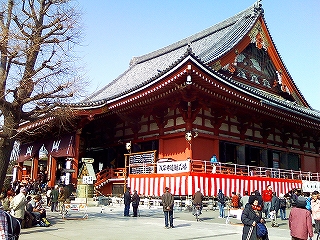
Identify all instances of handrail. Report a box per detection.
[190,159,319,181]
[97,159,320,183]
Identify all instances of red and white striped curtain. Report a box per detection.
[128,172,302,197]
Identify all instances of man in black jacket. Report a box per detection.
[123,187,131,217]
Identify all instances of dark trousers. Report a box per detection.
[133,206,138,217]
[315,219,320,233]
[124,204,130,216]
[51,201,58,212]
[164,210,173,227]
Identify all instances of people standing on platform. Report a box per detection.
[210,155,218,173]
[161,187,174,229]
[278,193,287,220]
[193,188,204,215]
[241,195,268,240]
[50,185,59,212]
[10,187,27,225]
[262,185,273,218]
[131,190,140,217]
[217,189,226,218]
[123,187,131,217]
[311,191,320,234]
[289,196,313,240]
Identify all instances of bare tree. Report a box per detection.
[0,0,85,190]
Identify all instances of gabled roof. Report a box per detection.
[76,1,320,121]
[84,2,263,104]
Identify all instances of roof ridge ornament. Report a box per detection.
[187,42,193,54]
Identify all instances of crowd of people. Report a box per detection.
[1,180,319,240]
[0,180,76,239]
[122,185,319,240]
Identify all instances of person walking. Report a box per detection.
[192,188,204,214]
[289,196,313,240]
[241,195,268,240]
[131,190,140,217]
[217,189,226,218]
[123,187,131,217]
[57,185,66,215]
[311,191,320,234]
[262,185,273,218]
[50,185,59,212]
[161,187,174,229]
[278,193,287,220]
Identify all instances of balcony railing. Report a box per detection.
[126,158,320,181]
[189,159,320,181]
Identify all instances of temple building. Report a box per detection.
[17,1,320,197]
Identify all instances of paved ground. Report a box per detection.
[19,204,295,240]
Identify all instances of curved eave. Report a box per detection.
[259,16,310,108]
[188,57,320,123]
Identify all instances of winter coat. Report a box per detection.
[57,188,66,203]
[241,203,269,240]
[131,193,140,207]
[311,199,320,220]
[270,195,280,212]
[123,190,131,205]
[193,191,204,205]
[162,191,174,212]
[289,207,313,239]
[10,193,27,219]
[50,189,59,203]
[279,197,286,209]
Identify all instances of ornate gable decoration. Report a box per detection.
[249,20,269,50]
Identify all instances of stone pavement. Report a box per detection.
[19,204,296,240]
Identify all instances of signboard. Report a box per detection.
[157,160,190,174]
[302,180,320,192]
[83,176,94,184]
[62,169,76,173]
[128,151,156,174]
[82,158,94,164]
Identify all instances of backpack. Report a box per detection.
[4,211,21,240]
[256,223,268,238]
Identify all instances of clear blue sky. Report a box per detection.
[75,0,320,111]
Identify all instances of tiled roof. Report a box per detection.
[83,2,262,104]
[76,2,320,122]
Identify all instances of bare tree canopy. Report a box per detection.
[0,0,85,190]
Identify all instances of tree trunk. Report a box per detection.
[0,138,15,190]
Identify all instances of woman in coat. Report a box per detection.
[241,195,268,240]
[131,190,140,217]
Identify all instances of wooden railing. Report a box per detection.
[190,159,320,181]
[95,168,126,186]
[95,160,320,187]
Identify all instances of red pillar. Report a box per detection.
[213,138,220,159]
[158,138,164,159]
[31,156,39,181]
[71,130,81,185]
[48,155,57,187]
